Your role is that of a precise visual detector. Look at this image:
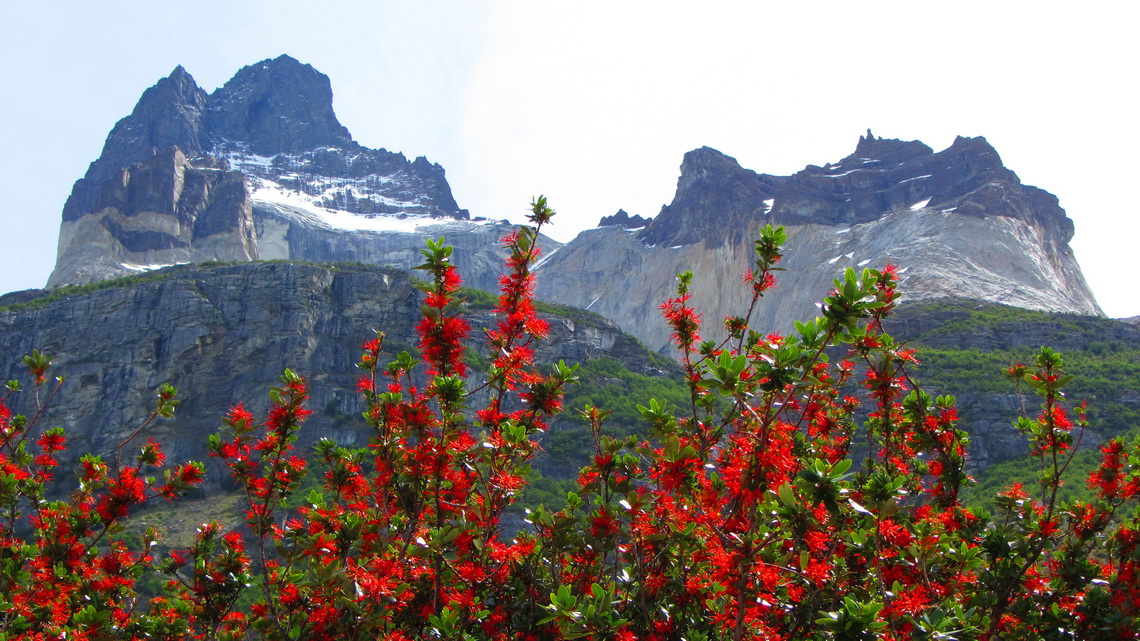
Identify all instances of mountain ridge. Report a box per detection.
[637,133,1076,248]
[535,133,1101,351]
[46,56,1102,353]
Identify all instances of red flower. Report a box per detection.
[226,403,255,427]
[37,430,66,453]
[661,295,701,348]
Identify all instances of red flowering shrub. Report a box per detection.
[2,197,1140,639]
[0,365,203,640]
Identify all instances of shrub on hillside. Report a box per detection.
[2,199,1139,640]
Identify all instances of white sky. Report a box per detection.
[2,1,1137,317]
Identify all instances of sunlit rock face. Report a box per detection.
[48,56,553,293]
[535,134,1102,352]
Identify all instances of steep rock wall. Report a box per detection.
[3,263,646,487]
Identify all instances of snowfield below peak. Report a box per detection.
[251,180,494,235]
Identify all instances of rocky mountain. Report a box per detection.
[25,55,1123,488]
[49,58,1099,354]
[49,56,552,293]
[1,262,656,487]
[535,133,1102,352]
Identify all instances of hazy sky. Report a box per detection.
[2,1,1137,317]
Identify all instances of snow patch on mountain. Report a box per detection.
[251,179,482,235]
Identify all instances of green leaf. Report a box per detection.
[777,483,797,507]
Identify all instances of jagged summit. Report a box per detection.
[536,133,1102,351]
[636,133,1075,250]
[62,67,209,222]
[637,147,779,247]
[850,129,933,164]
[598,209,649,229]
[48,57,526,290]
[206,55,353,155]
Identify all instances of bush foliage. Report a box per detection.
[2,199,1140,640]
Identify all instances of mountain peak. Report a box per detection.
[536,133,1102,354]
[61,64,209,221]
[850,130,932,164]
[269,53,301,66]
[944,135,1003,166]
[683,145,734,164]
[675,147,747,186]
[205,56,353,155]
[638,146,779,247]
[127,64,206,127]
[51,56,480,288]
[598,209,649,229]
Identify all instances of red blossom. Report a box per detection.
[37,430,66,453]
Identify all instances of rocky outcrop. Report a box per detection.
[49,56,543,290]
[52,148,259,285]
[536,134,1102,352]
[773,133,1076,243]
[637,133,1079,242]
[598,209,650,229]
[2,262,653,487]
[204,56,353,156]
[638,147,781,248]
[62,66,210,224]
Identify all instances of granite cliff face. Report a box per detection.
[536,134,1102,352]
[49,56,548,293]
[3,263,651,486]
[53,147,259,285]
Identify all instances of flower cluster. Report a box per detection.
[0,365,205,639]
